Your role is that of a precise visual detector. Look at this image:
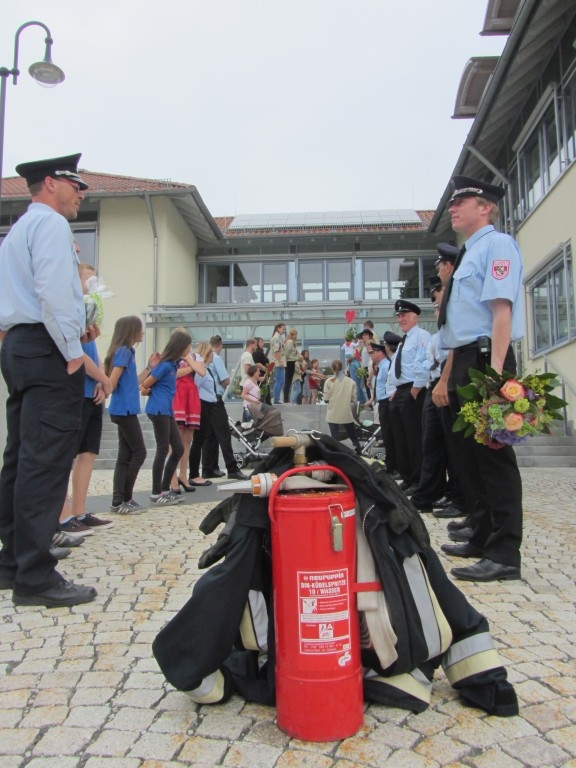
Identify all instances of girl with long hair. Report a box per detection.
[169,328,206,493]
[140,330,192,505]
[105,316,153,514]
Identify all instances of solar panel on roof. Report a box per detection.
[228,210,422,231]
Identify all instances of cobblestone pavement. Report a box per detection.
[1,466,575,768]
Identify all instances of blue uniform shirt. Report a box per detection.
[195,368,218,403]
[440,225,524,349]
[0,202,85,360]
[209,353,229,396]
[374,357,391,401]
[389,326,431,388]
[108,346,141,416]
[145,360,178,416]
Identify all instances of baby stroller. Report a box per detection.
[353,405,385,460]
[228,402,284,469]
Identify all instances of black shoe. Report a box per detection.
[13,579,97,607]
[50,546,71,560]
[202,469,225,479]
[178,478,196,492]
[433,504,464,519]
[448,526,473,542]
[451,558,521,582]
[386,470,402,480]
[433,496,452,509]
[447,517,472,532]
[227,471,249,481]
[402,485,417,496]
[441,542,483,558]
[416,506,434,514]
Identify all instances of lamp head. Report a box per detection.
[28,38,65,88]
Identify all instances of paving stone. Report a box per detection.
[85,729,140,757]
[63,704,111,729]
[128,732,187,761]
[503,735,570,766]
[468,746,531,768]
[84,759,141,768]
[32,726,94,756]
[106,707,156,731]
[336,736,392,764]
[222,742,284,767]
[20,705,70,728]
[177,735,229,764]
[196,712,254,740]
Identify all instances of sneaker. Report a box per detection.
[61,518,94,537]
[150,492,181,506]
[127,499,147,513]
[50,546,71,560]
[79,512,114,529]
[110,502,144,515]
[52,531,84,548]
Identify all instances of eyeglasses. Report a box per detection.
[55,177,82,194]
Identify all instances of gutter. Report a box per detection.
[144,192,159,351]
[428,0,540,233]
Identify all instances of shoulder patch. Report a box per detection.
[492,260,510,280]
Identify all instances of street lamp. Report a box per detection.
[0,21,65,220]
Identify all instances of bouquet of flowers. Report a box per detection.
[84,274,114,328]
[453,366,567,449]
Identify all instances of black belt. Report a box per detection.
[454,342,480,355]
[395,382,413,390]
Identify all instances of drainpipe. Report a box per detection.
[144,193,159,351]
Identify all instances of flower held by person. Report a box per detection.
[453,366,566,449]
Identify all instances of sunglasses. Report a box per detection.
[55,177,82,193]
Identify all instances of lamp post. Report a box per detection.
[0,21,65,221]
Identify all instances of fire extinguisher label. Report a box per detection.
[297,568,351,656]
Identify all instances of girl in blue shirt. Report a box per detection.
[141,330,192,505]
[104,316,156,514]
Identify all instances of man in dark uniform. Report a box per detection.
[367,331,401,475]
[0,154,98,607]
[388,300,430,493]
[433,175,524,582]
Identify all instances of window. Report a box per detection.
[199,262,289,304]
[529,243,575,354]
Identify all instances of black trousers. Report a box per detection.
[389,385,426,484]
[148,414,184,494]
[410,386,448,507]
[110,414,147,505]
[283,360,296,402]
[0,324,84,594]
[448,346,522,567]
[190,399,237,478]
[377,398,396,472]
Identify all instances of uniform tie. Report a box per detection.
[394,334,408,378]
[437,245,466,329]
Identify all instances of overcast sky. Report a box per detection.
[2,1,506,217]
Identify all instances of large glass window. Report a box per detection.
[263,262,288,302]
[327,261,352,301]
[530,244,575,353]
[232,262,260,303]
[200,262,289,304]
[363,260,389,300]
[299,261,324,302]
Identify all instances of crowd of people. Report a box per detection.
[0,151,524,608]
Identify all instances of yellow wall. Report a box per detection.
[95,195,198,358]
[516,164,576,418]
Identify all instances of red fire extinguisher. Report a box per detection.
[268,465,363,742]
